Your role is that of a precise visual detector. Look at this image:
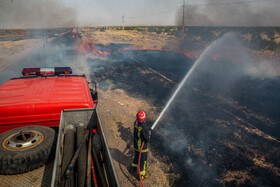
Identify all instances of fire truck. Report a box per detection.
[0,67,119,186]
[72,27,82,40]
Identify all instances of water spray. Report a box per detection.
[151,58,202,130]
[150,34,228,131]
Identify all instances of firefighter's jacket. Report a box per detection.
[134,120,150,152]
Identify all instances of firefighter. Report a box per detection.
[130,110,151,180]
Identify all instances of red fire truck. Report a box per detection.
[72,27,82,40]
[0,67,119,186]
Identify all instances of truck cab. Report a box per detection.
[0,67,96,133]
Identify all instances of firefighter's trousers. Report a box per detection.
[132,150,147,176]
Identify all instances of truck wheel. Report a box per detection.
[0,126,56,175]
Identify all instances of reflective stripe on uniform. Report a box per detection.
[137,125,142,150]
[134,124,140,129]
[134,148,148,152]
[143,161,147,174]
[132,163,138,167]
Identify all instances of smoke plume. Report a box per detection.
[0,0,77,28]
[177,0,280,26]
[0,32,90,85]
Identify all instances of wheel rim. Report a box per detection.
[2,130,44,151]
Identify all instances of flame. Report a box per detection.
[74,41,111,56]
[73,37,217,60]
[71,29,218,60]
[74,41,201,59]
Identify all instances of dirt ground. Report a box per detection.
[0,38,43,71]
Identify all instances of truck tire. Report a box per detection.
[0,126,56,175]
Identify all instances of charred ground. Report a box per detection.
[92,49,280,186]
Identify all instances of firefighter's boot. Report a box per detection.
[129,166,137,174]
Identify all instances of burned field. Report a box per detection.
[152,60,280,186]
[89,43,280,185]
[0,28,279,186]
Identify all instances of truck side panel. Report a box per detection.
[51,108,119,187]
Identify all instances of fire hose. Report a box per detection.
[87,129,93,187]
[138,129,152,187]
[64,131,89,179]
[91,155,98,187]
[138,142,145,187]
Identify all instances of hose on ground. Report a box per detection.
[138,142,145,187]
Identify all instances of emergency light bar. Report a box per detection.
[22,67,72,76]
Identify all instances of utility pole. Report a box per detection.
[43,34,46,63]
[122,15,124,30]
[182,0,185,33]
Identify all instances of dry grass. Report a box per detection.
[250,154,280,177]
[260,33,270,41]
[275,33,280,44]
[80,28,181,50]
[221,170,252,184]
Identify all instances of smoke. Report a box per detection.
[244,60,277,78]
[177,0,280,26]
[1,0,280,27]
[0,32,92,85]
[0,0,77,28]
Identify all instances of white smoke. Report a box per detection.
[0,0,77,28]
[245,61,277,78]
[177,0,280,26]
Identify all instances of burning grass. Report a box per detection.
[73,39,198,59]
